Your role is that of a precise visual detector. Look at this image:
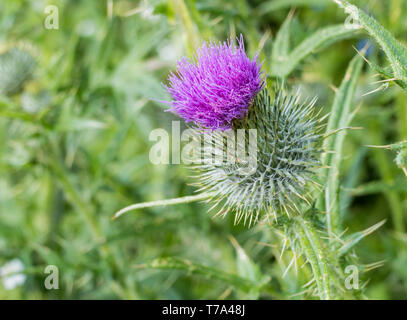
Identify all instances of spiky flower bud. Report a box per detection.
[0,48,36,96]
[194,89,322,225]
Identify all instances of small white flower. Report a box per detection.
[0,259,26,290]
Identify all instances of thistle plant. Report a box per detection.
[6,0,407,302]
[162,36,325,226]
[111,14,398,297]
[115,36,357,299]
[0,47,35,96]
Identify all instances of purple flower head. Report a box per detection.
[165,35,264,130]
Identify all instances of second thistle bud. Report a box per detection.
[0,47,36,96]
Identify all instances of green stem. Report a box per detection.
[294,215,333,300]
[113,193,211,219]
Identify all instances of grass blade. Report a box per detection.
[257,0,329,14]
[135,257,260,292]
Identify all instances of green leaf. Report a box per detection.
[228,236,269,299]
[272,13,292,67]
[339,220,386,257]
[321,53,364,236]
[258,0,329,14]
[56,118,108,132]
[271,24,358,77]
[334,0,407,89]
[347,179,407,196]
[135,257,261,292]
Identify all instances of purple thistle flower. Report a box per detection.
[164,35,264,130]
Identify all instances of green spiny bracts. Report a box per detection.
[192,88,323,226]
[391,142,407,176]
[378,140,407,176]
[395,148,407,175]
[275,207,368,299]
[334,0,407,90]
[0,47,36,96]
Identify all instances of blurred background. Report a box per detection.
[1,0,407,299]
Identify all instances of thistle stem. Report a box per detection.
[293,215,332,300]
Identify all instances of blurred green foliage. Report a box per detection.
[1,0,407,300]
